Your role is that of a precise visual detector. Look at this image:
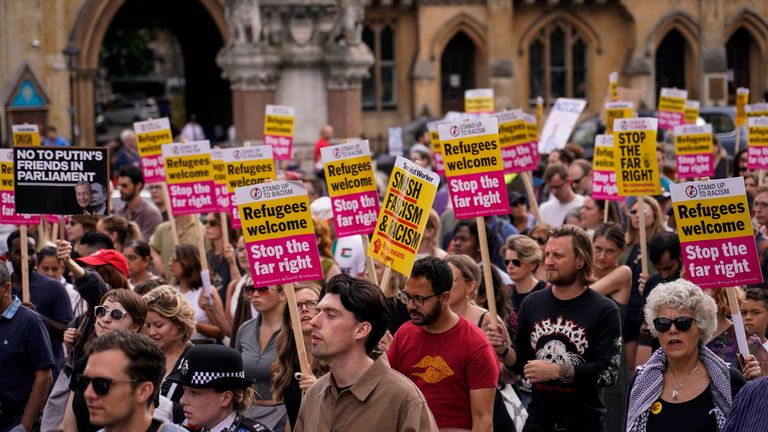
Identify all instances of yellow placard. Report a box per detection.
[369,163,437,276]
[525,118,538,141]
[430,130,441,153]
[324,155,376,197]
[225,159,276,193]
[212,158,226,185]
[593,145,615,171]
[675,133,712,155]
[499,118,528,148]
[658,96,685,113]
[441,133,503,176]
[240,195,314,242]
[465,97,494,114]
[614,119,661,196]
[684,106,699,124]
[535,97,543,130]
[264,114,294,137]
[0,161,13,191]
[736,89,749,127]
[12,132,40,147]
[748,126,768,147]
[747,104,768,118]
[605,107,634,134]
[136,130,172,157]
[164,154,213,184]
[674,195,750,242]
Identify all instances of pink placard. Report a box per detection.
[658,110,684,131]
[591,170,620,201]
[502,141,539,173]
[681,236,763,289]
[245,233,324,286]
[747,146,768,170]
[447,171,509,219]
[229,200,242,230]
[433,152,445,177]
[141,154,165,184]
[676,153,714,179]
[214,184,230,213]
[167,181,217,215]
[330,190,379,238]
[0,190,39,225]
[266,135,292,161]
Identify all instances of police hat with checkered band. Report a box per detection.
[166,345,254,389]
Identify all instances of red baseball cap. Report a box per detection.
[75,249,129,278]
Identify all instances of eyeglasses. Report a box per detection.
[202,219,220,227]
[297,300,319,310]
[504,258,522,267]
[630,208,651,216]
[396,290,438,308]
[653,316,696,333]
[532,237,548,246]
[75,374,136,396]
[94,305,127,321]
[243,285,272,295]
[755,201,768,209]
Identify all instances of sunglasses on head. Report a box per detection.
[202,219,220,227]
[653,316,696,333]
[94,305,127,321]
[504,258,522,267]
[75,374,136,396]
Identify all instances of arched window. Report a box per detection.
[361,23,397,111]
[528,20,587,105]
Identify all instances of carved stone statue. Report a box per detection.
[227,0,261,44]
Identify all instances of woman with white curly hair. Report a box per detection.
[626,279,760,432]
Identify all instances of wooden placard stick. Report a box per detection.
[20,225,29,303]
[726,286,751,358]
[162,183,179,245]
[603,201,610,223]
[476,217,498,327]
[284,282,312,377]
[361,235,378,286]
[522,172,542,224]
[636,196,649,276]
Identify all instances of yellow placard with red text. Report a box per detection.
[12,124,40,147]
[369,156,439,276]
[465,88,494,114]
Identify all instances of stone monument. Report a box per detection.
[217,0,374,151]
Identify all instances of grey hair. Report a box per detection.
[644,278,717,342]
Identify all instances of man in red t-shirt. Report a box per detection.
[388,256,498,430]
[312,125,334,175]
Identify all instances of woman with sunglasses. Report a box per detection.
[272,283,329,430]
[66,215,99,251]
[60,289,147,432]
[526,224,552,281]
[501,235,548,311]
[143,285,197,424]
[235,284,288,431]
[626,279,758,432]
[623,198,666,372]
[203,212,240,302]
[169,244,226,343]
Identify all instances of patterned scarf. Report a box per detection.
[626,347,733,432]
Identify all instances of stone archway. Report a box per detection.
[69,0,227,146]
[725,9,768,103]
[648,12,700,101]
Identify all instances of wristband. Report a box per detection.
[498,345,509,358]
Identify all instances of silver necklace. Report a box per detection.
[670,363,700,401]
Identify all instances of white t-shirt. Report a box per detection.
[334,235,366,277]
[539,194,585,227]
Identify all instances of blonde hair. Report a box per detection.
[424,209,442,254]
[143,285,196,344]
[626,198,664,245]
[711,287,745,318]
[229,387,256,412]
[501,235,543,268]
[444,254,482,283]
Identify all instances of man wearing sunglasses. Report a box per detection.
[81,329,185,432]
[388,257,498,431]
[0,262,54,432]
[487,225,621,431]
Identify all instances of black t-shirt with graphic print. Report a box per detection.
[512,287,621,428]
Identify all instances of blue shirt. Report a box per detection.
[0,296,54,431]
[42,136,70,146]
[12,271,73,372]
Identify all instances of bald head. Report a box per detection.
[321,125,334,139]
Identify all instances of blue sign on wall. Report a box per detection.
[11,80,46,108]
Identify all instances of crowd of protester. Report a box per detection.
[4,128,768,432]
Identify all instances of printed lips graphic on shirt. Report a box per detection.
[412,355,454,384]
